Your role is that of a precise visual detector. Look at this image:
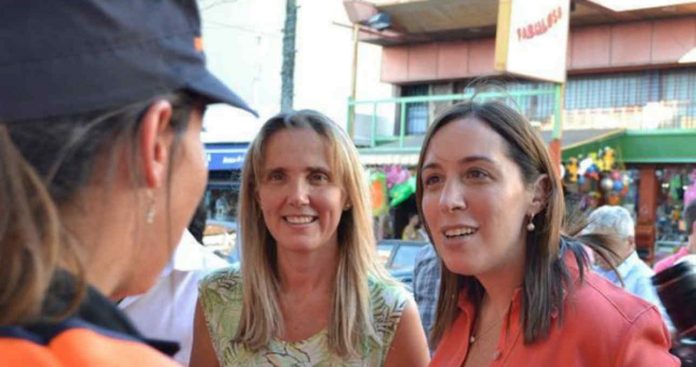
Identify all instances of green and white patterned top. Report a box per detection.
[198,267,408,367]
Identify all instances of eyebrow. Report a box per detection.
[422,155,496,170]
[263,165,331,174]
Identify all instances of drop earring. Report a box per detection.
[526,214,535,231]
[145,190,156,224]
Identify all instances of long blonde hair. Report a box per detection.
[236,110,392,357]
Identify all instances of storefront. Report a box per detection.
[368,164,419,240]
[562,130,696,263]
[204,142,248,225]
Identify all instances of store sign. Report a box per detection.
[494,0,570,83]
[206,149,247,170]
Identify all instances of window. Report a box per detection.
[402,84,429,134]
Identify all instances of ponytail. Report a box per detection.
[0,125,63,324]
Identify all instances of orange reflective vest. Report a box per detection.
[0,322,180,366]
[0,275,180,366]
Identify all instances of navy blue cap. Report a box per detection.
[0,0,257,122]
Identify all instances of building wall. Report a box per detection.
[198,0,392,142]
[293,0,392,128]
[381,17,696,84]
[199,0,284,142]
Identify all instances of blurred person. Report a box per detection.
[0,1,254,365]
[402,213,426,241]
[583,205,673,331]
[655,200,696,273]
[412,242,441,351]
[653,257,696,366]
[190,110,429,366]
[188,199,208,243]
[416,101,677,366]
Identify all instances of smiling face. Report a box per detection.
[420,117,535,278]
[257,128,347,254]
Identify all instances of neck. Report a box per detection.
[277,244,339,296]
[476,257,525,316]
[60,185,143,300]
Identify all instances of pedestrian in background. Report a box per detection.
[412,242,440,351]
[416,101,677,366]
[583,205,673,332]
[191,110,429,366]
[402,213,426,241]
[0,1,254,365]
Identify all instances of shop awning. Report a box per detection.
[206,143,249,171]
[561,129,696,164]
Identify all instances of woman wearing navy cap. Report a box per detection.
[0,0,254,365]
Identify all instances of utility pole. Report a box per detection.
[281,0,297,112]
[348,23,359,139]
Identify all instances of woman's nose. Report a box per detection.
[287,179,310,207]
[439,179,466,213]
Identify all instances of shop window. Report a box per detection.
[655,167,695,244]
[401,84,429,135]
[205,170,242,223]
[565,72,649,110]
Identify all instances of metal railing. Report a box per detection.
[347,88,559,151]
[348,91,696,152]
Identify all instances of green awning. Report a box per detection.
[561,129,696,164]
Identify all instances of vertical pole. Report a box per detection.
[637,165,658,264]
[371,103,377,148]
[280,0,297,112]
[399,102,406,148]
[549,83,565,176]
[348,24,359,140]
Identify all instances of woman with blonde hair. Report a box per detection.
[191,110,429,366]
[416,101,677,366]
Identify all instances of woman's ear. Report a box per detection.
[139,100,173,189]
[529,174,550,215]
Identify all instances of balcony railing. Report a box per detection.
[347,89,559,151]
[348,90,696,152]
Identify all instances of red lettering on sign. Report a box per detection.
[516,6,563,42]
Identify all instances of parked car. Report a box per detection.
[377,239,429,292]
[203,219,239,262]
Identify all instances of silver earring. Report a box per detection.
[145,191,156,224]
[526,215,535,231]
[344,204,352,211]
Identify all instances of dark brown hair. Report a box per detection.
[416,101,611,346]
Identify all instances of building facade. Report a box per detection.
[344,0,696,260]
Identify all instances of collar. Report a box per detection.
[22,271,179,356]
[594,251,640,281]
[616,251,641,275]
